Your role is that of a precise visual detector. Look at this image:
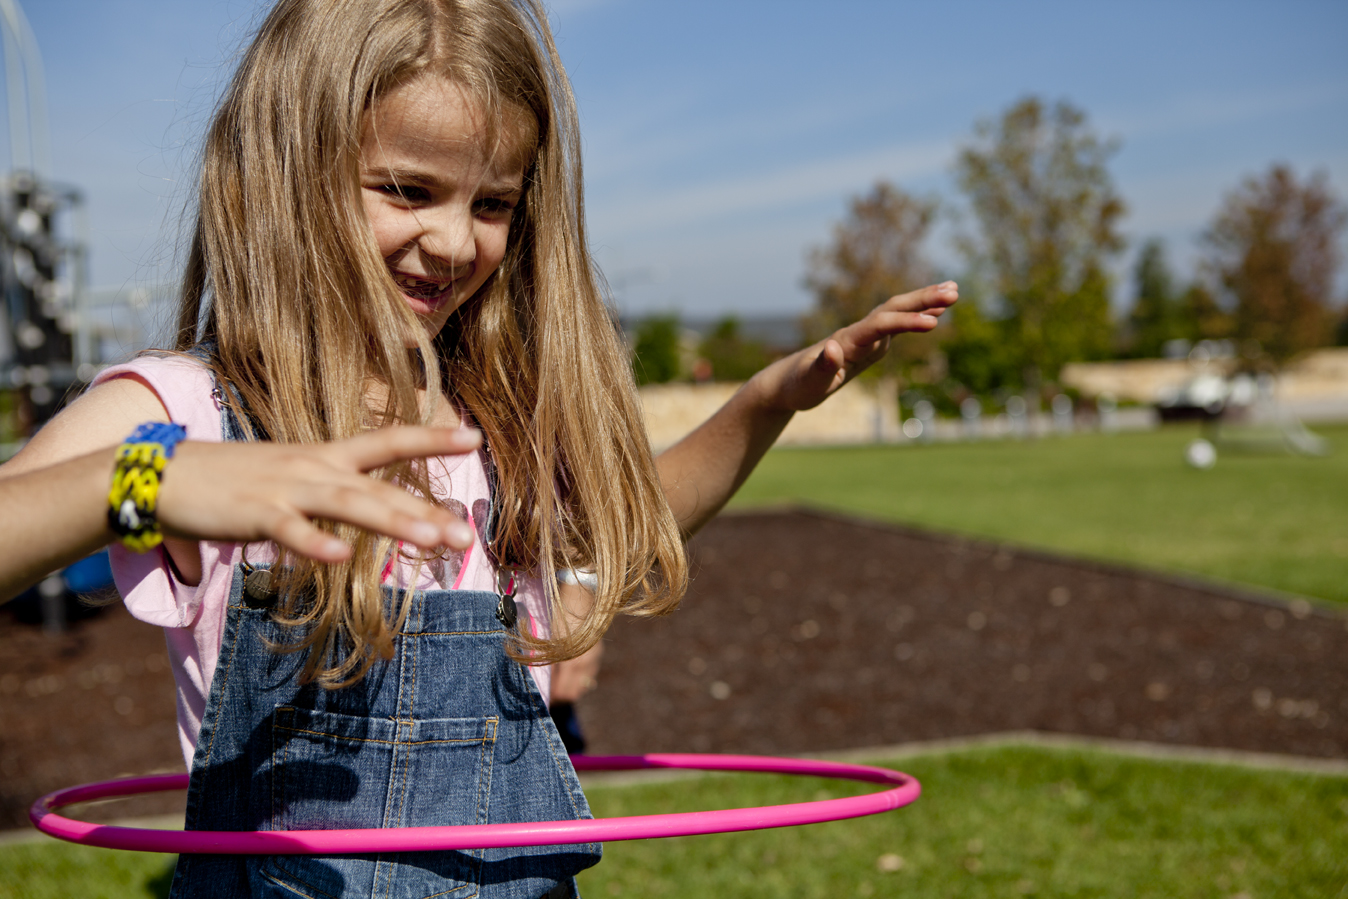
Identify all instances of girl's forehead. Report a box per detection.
[365,77,536,170]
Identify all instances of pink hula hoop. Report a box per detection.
[31,753,919,855]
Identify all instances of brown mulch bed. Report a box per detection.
[3,509,1346,829]
[585,510,1348,759]
[0,598,183,829]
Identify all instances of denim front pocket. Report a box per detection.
[258,706,498,899]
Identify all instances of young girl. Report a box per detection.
[0,0,956,895]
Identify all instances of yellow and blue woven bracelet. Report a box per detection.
[107,422,187,553]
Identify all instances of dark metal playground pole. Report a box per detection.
[0,0,95,633]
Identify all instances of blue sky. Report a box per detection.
[22,0,1348,317]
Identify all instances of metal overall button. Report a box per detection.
[495,568,518,630]
[240,557,277,609]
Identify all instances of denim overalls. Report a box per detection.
[167,375,600,898]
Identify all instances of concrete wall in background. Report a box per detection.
[639,378,899,452]
[1063,348,1348,423]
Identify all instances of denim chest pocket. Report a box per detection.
[259,706,498,899]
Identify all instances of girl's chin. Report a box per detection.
[397,295,463,346]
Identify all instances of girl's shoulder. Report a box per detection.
[92,351,224,444]
[3,352,220,477]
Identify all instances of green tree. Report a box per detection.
[1123,239,1236,356]
[631,315,682,385]
[1178,282,1235,343]
[804,180,936,377]
[1202,164,1346,363]
[698,317,771,383]
[942,292,1021,394]
[1126,238,1183,357]
[955,97,1125,387]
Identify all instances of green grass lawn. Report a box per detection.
[578,743,1347,898]
[727,422,1348,605]
[579,744,1348,894]
[0,838,174,899]
[6,743,1345,899]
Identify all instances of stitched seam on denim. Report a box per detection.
[279,709,294,831]
[382,596,420,899]
[420,878,479,898]
[464,717,497,894]
[533,666,587,820]
[408,629,498,637]
[399,593,420,815]
[477,717,498,827]
[260,864,336,899]
[391,601,417,825]
[268,710,367,899]
[270,708,280,834]
[378,731,396,897]
[198,596,248,800]
[408,593,422,720]
[272,727,488,746]
[373,726,392,899]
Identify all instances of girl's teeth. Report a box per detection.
[393,272,450,300]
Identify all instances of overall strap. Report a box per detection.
[184,342,268,444]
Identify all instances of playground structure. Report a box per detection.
[0,0,119,631]
[0,0,91,448]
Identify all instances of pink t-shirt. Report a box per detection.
[94,354,553,766]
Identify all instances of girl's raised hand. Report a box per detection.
[157,426,482,563]
[762,281,958,412]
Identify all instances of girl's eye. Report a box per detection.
[476,197,517,217]
[378,183,430,204]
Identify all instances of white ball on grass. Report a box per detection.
[1185,438,1217,469]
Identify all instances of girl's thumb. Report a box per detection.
[807,340,847,389]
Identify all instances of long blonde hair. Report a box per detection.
[175,0,686,685]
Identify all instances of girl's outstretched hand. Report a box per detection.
[157,426,482,563]
[761,281,957,412]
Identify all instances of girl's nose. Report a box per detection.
[417,207,476,270]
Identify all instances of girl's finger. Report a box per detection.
[265,510,355,563]
[883,281,959,312]
[807,340,845,381]
[334,426,482,473]
[285,477,476,549]
[839,311,940,351]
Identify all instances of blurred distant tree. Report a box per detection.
[1179,282,1235,343]
[804,181,936,376]
[942,292,1021,394]
[1202,164,1346,363]
[698,317,772,383]
[631,315,682,385]
[956,97,1125,388]
[1123,239,1236,355]
[1126,239,1184,357]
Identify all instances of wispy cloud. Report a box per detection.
[1102,80,1348,142]
[590,138,953,235]
[581,81,937,183]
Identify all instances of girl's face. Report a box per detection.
[360,77,528,338]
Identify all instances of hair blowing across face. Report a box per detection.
[175,0,687,686]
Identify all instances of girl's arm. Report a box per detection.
[0,380,480,602]
[656,282,957,537]
[0,447,124,601]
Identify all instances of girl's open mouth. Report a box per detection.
[391,271,455,304]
